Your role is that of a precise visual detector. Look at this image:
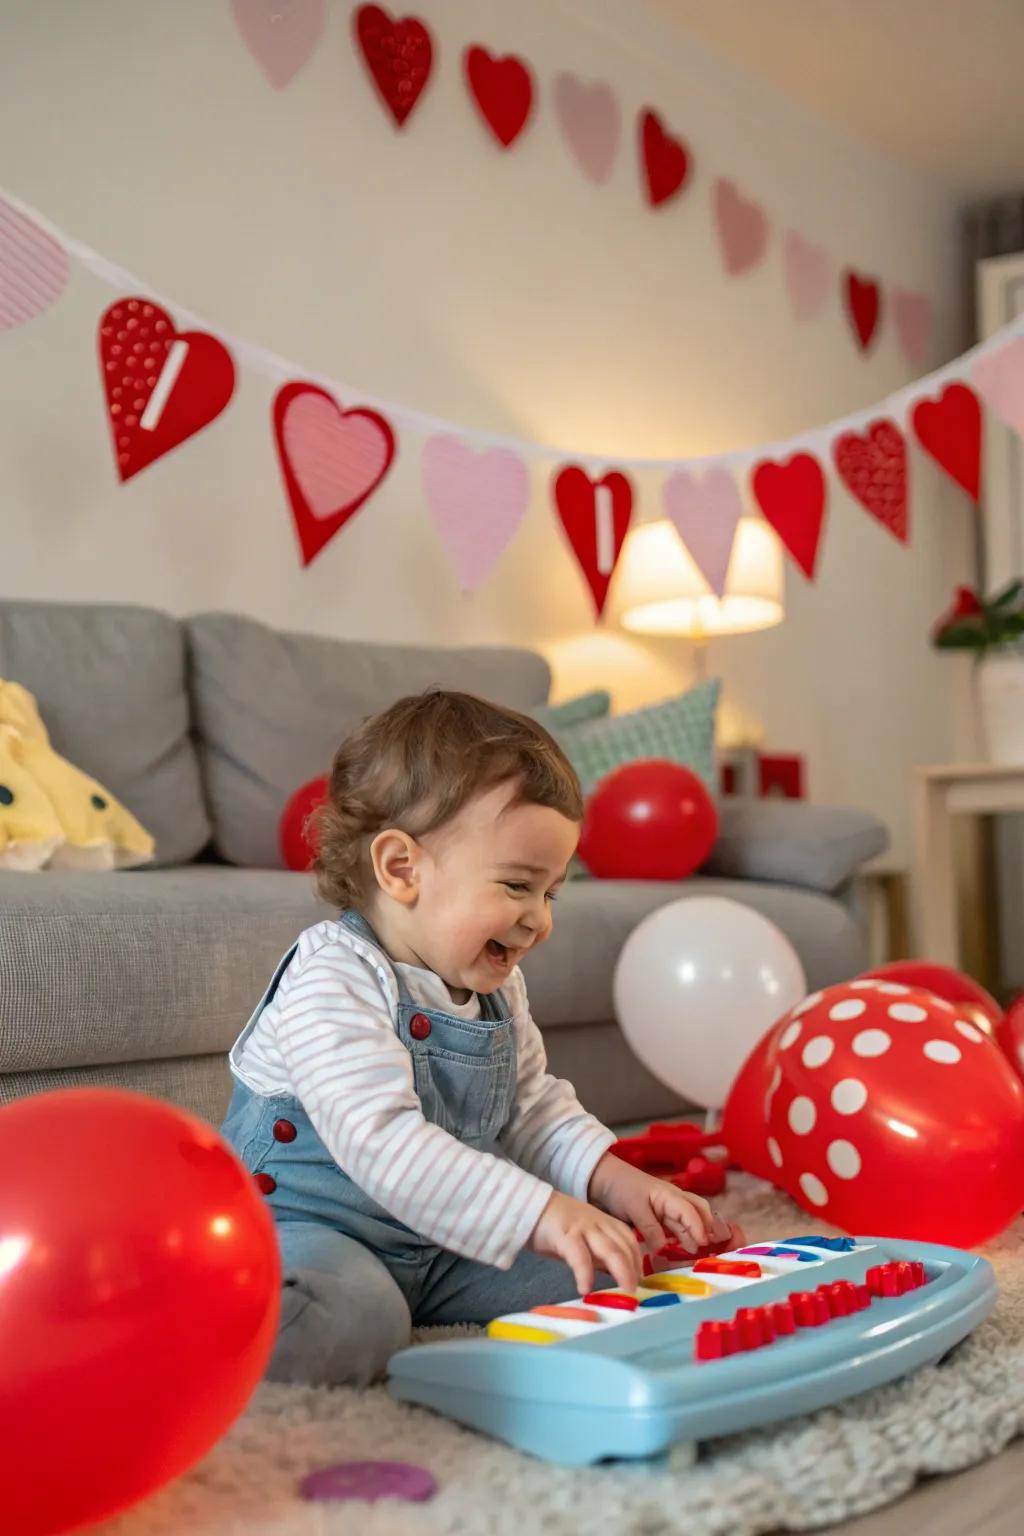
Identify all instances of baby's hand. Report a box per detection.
[588,1151,740,1255]
[528,1191,641,1297]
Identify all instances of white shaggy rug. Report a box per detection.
[101,1177,1024,1536]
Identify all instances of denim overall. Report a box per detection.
[221,910,579,1386]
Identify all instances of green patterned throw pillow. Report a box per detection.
[530,690,611,734]
[556,678,721,799]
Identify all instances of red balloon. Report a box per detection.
[578,759,718,880]
[722,1026,775,1179]
[863,960,1003,1034]
[280,774,328,872]
[0,1091,281,1535]
[997,994,1024,1086]
[755,980,1024,1246]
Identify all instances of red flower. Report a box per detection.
[932,584,984,641]
[951,585,983,618]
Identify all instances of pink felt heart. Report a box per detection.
[230,0,326,89]
[973,337,1024,439]
[282,392,392,519]
[422,436,529,592]
[713,179,770,276]
[0,198,69,329]
[783,230,831,321]
[662,467,743,598]
[553,73,621,185]
[893,289,932,368]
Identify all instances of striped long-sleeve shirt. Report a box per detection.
[231,919,616,1269]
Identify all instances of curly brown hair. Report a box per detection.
[311,689,583,910]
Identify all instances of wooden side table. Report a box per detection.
[911,763,1024,967]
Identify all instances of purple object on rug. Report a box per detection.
[299,1460,437,1504]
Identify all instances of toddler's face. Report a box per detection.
[412,780,579,996]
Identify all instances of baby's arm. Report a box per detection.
[497,968,617,1199]
[273,940,552,1269]
[497,971,731,1259]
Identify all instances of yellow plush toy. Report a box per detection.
[0,680,154,871]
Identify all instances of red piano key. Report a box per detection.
[584,1290,638,1311]
[772,1300,797,1335]
[735,1307,765,1350]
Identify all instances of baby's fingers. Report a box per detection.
[685,1192,731,1242]
[591,1226,641,1295]
[563,1233,595,1298]
[663,1201,708,1249]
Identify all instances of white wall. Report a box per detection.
[0,0,972,863]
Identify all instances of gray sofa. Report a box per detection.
[0,601,887,1127]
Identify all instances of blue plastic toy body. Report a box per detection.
[387,1235,996,1465]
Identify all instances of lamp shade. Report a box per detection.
[613,518,784,638]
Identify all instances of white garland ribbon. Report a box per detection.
[5,184,1023,474]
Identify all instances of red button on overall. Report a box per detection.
[254,1171,277,1196]
[273,1119,297,1143]
[410,1013,432,1040]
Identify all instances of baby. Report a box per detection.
[221,689,732,1386]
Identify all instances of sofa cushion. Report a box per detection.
[520,874,866,1025]
[0,867,864,1078]
[704,799,889,894]
[530,690,611,733]
[186,612,552,867]
[553,678,721,797]
[0,867,333,1073]
[0,601,210,866]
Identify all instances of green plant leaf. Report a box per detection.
[934,622,988,650]
[990,579,1024,610]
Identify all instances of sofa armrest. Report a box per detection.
[704,799,889,894]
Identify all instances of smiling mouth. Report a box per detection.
[486,939,512,965]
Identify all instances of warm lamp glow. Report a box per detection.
[613,518,784,638]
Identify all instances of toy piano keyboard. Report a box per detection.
[388,1235,996,1465]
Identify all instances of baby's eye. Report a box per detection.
[503,881,530,894]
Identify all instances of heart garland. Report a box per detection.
[422,437,529,591]
[639,109,691,208]
[893,289,932,369]
[713,180,770,276]
[0,196,70,329]
[782,230,831,321]
[464,46,533,148]
[751,454,828,580]
[353,5,433,128]
[273,382,396,567]
[911,382,982,501]
[843,270,882,353]
[833,419,909,543]
[973,337,1024,439]
[662,467,743,597]
[97,298,236,482]
[553,74,620,184]
[230,0,326,90]
[553,466,633,617]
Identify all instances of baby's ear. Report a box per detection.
[369,827,420,904]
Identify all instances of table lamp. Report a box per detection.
[612,517,784,677]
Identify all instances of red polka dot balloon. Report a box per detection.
[758,979,1024,1247]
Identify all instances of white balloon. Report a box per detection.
[613,896,807,1110]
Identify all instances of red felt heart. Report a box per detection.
[97,298,235,482]
[553,465,633,618]
[911,382,982,501]
[833,419,909,542]
[843,270,881,352]
[273,382,396,567]
[639,109,691,208]
[464,45,533,148]
[353,4,433,127]
[751,453,827,580]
